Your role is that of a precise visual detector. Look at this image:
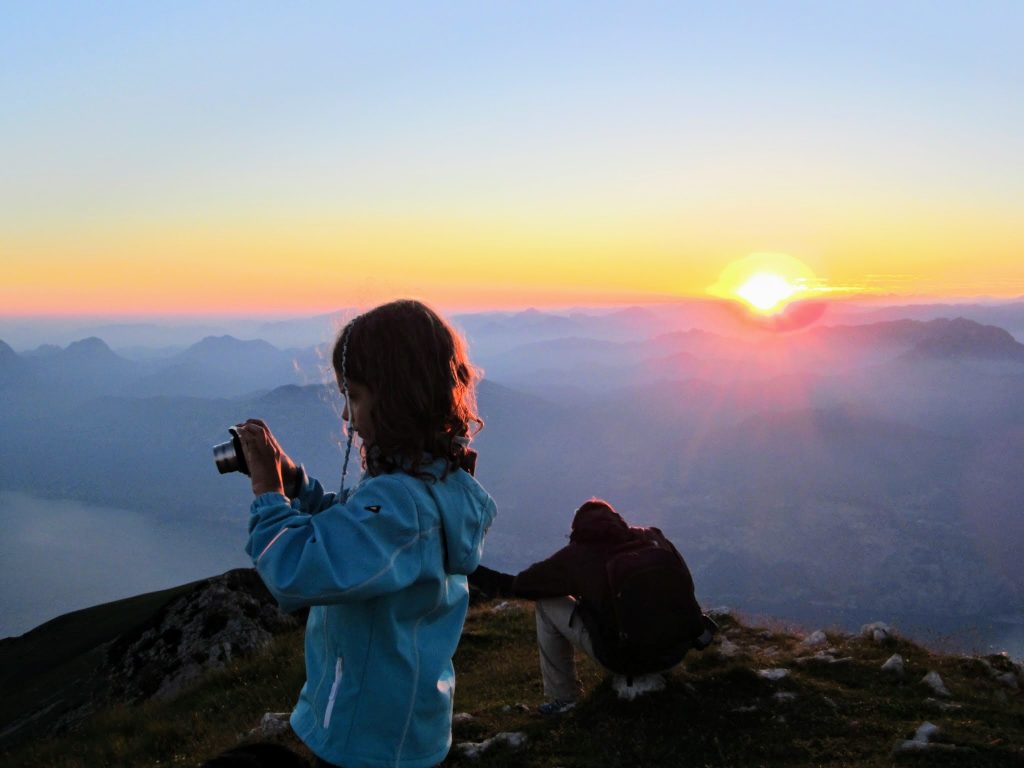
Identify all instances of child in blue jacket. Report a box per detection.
[235,299,497,768]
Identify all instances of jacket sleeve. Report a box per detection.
[510,545,579,599]
[290,465,341,514]
[246,476,426,612]
[468,565,516,598]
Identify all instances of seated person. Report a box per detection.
[470,499,714,713]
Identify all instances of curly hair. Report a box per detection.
[332,299,483,478]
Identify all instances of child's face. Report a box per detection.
[340,379,375,444]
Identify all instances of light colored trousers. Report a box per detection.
[535,596,602,701]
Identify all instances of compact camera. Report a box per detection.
[213,427,250,475]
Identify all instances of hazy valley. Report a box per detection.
[1,300,1023,657]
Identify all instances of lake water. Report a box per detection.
[1,490,1022,663]
[0,490,248,638]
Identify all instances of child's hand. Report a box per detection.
[237,418,300,486]
[235,419,294,497]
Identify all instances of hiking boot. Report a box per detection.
[537,698,576,716]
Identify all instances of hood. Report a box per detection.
[569,498,630,544]
[433,469,498,575]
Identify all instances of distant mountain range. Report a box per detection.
[3,298,1022,351]
[0,334,326,404]
[483,316,1024,399]
[1,310,1023,641]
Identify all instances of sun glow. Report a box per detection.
[735,272,799,313]
[708,252,821,315]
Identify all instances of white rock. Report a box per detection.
[772,692,797,703]
[499,703,530,713]
[732,704,760,713]
[613,673,666,700]
[924,697,962,712]
[107,571,298,704]
[452,712,475,725]
[717,639,740,657]
[456,731,528,759]
[921,671,951,698]
[706,606,732,619]
[881,654,905,676]
[249,711,291,738]
[799,630,828,649]
[758,668,789,681]
[859,621,893,643]
[894,740,929,752]
[895,721,940,752]
[796,651,851,666]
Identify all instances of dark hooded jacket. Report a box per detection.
[506,500,705,669]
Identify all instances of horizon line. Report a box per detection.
[3,292,1023,323]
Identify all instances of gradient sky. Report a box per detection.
[2,1,1022,315]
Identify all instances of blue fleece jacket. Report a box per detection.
[246,460,497,768]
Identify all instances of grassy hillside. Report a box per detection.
[3,601,1023,767]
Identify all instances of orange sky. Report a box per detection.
[4,204,1023,316]
[3,4,1022,316]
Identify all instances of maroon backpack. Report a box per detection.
[602,529,706,677]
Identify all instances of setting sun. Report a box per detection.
[708,252,824,315]
[735,272,799,313]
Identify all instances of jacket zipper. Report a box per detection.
[323,656,344,729]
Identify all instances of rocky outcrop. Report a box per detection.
[105,569,300,702]
[1,569,301,750]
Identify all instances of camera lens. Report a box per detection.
[213,427,250,475]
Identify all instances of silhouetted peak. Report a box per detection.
[910,317,1024,361]
[0,341,32,385]
[510,309,573,329]
[193,335,276,350]
[257,383,333,406]
[923,316,1006,334]
[189,335,278,353]
[64,337,117,359]
[817,319,927,346]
